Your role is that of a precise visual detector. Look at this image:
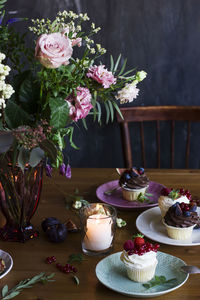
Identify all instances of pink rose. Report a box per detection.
[66,87,93,122]
[87,65,116,88]
[35,32,73,68]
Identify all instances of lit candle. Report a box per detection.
[83,213,113,251]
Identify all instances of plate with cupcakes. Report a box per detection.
[136,187,200,246]
[96,234,189,297]
[96,167,165,210]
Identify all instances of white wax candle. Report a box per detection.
[83,214,113,251]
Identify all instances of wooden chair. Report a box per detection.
[116,106,200,168]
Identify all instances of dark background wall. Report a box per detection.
[5,0,200,168]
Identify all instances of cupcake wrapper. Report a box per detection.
[164,222,195,240]
[122,186,147,201]
[124,261,158,283]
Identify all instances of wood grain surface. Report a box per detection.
[0,168,200,300]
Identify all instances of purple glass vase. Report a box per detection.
[0,159,43,242]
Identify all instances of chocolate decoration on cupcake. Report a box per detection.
[119,167,149,190]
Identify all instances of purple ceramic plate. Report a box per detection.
[96,180,165,210]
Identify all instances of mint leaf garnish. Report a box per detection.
[137,193,153,203]
[143,275,177,289]
[168,189,180,200]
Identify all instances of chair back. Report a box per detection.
[116,106,200,168]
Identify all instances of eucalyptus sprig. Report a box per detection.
[143,275,177,289]
[1,272,55,300]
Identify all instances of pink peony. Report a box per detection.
[66,87,93,122]
[87,65,116,88]
[35,32,73,68]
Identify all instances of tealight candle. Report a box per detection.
[80,203,116,256]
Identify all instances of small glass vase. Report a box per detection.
[79,203,117,256]
[0,156,43,242]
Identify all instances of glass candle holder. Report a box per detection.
[79,203,117,256]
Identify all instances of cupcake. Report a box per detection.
[158,187,191,217]
[120,234,159,282]
[119,167,149,201]
[163,202,199,240]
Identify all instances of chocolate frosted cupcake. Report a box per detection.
[119,167,149,201]
[163,202,199,240]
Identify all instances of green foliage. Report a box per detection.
[143,275,177,289]
[1,272,55,299]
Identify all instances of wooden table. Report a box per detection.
[0,168,200,300]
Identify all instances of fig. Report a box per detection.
[41,217,60,232]
[41,217,67,242]
[46,223,67,243]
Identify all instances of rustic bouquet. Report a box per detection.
[0,0,146,242]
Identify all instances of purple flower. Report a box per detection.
[65,164,71,179]
[45,164,52,178]
[59,163,66,176]
[59,163,71,179]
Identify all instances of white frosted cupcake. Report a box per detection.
[120,234,159,282]
[163,202,199,240]
[158,188,191,217]
[119,167,149,201]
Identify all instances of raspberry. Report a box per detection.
[123,240,134,251]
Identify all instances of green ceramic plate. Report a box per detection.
[96,251,189,298]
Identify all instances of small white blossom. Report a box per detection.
[90,48,95,54]
[0,53,6,62]
[116,218,127,228]
[73,200,82,209]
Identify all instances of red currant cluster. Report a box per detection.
[56,263,77,274]
[123,235,160,256]
[46,256,56,264]
[45,256,78,274]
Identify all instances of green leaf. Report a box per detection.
[96,102,102,123]
[66,127,79,149]
[2,285,8,297]
[112,101,124,120]
[39,139,57,163]
[17,147,30,172]
[0,131,13,154]
[118,58,127,76]
[104,102,110,124]
[110,55,114,72]
[3,291,20,299]
[81,118,87,130]
[29,147,44,167]
[67,253,86,264]
[49,97,69,129]
[73,275,79,286]
[113,54,121,73]
[18,73,39,114]
[142,276,177,290]
[107,100,114,122]
[5,100,33,128]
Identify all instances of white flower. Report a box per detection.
[0,53,5,62]
[137,70,147,82]
[116,218,127,228]
[72,200,82,209]
[116,82,139,104]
